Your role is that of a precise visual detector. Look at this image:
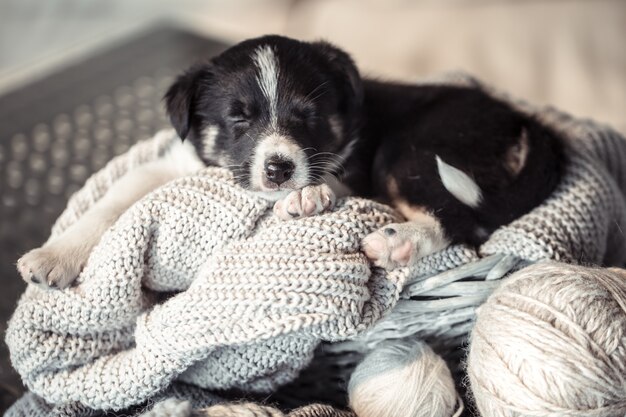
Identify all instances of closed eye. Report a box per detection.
[228,101,255,126]
[228,113,251,138]
[291,103,317,124]
[229,116,250,125]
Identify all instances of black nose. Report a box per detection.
[265,159,295,185]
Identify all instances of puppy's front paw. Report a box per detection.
[362,225,416,270]
[17,241,89,289]
[273,184,336,220]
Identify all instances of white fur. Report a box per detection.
[361,215,450,269]
[436,156,482,208]
[251,189,291,202]
[250,133,309,192]
[200,125,220,161]
[253,45,279,129]
[273,184,336,220]
[17,135,204,289]
[164,137,206,175]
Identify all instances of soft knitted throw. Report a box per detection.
[5,74,626,417]
[5,130,405,410]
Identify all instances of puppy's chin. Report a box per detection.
[245,177,312,202]
[260,177,301,191]
[250,189,292,202]
[248,179,298,201]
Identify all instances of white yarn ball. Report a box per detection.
[348,338,462,417]
[468,263,626,417]
[140,398,191,417]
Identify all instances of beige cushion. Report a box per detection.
[285,0,625,133]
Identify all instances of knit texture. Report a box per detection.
[139,399,355,417]
[5,74,626,417]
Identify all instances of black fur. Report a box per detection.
[164,35,562,247]
[353,81,562,244]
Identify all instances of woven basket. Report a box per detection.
[6,74,626,417]
[269,75,626,408]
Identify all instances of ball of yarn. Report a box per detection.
[348,338,462,417]
[467,263,626,417]
[140,398,191,417]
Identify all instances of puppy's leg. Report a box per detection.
[17,141,204,289]
[362,212,450,269]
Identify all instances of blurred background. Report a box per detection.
[0,0,625,413]
[1,0,625,131]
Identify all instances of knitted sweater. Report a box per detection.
[5,74,626,417]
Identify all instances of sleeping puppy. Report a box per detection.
[17,35,562,289]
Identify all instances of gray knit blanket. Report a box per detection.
[5,75,626,417]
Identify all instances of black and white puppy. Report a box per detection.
[163,35,562,266]
[17,35,562,288]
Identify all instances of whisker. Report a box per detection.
[309,157,344,163]
[303,81,330,103]
[310,161,339,166]
[307,161,339,167]
[308,158,345,167]
[307,89,329,104]
[307,157,345,166]
[311,159,345,170]
[307,154,346,167]
[309,152,344,159]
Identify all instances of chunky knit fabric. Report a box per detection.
[6,390,354,417]
[5,131,405,413]
[5,74,626,417]
[139,399,356,417]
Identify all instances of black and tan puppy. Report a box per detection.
[17,35,562,288]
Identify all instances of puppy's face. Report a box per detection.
[165,36,362,199]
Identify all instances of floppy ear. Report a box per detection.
[311,41,364,118]
[164,65,207,140]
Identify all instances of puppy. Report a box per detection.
[17,35,562,289]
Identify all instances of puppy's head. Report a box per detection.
[165,35,362,199]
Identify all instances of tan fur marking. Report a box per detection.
[387,176,438,224]
[328,114,343,143]
[505,128,530,176]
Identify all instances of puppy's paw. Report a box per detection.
[362,225,416,270]
[361,222,449,270]
[273,184,336,220]
[17,241,90,289]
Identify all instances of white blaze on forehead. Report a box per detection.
[436,155,483,208]
[253,45,280,129]
[250,133,309,192]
